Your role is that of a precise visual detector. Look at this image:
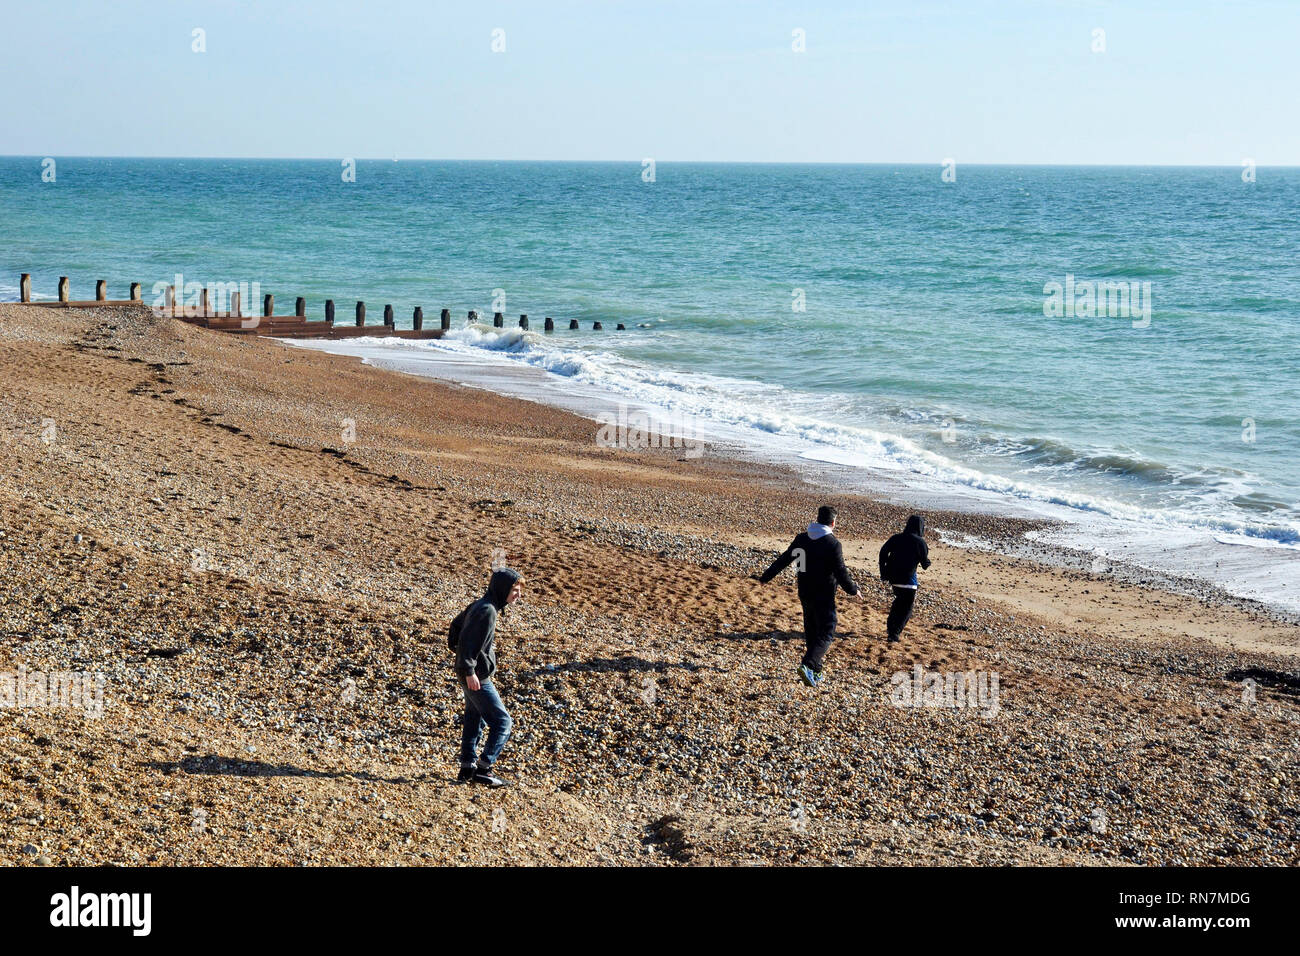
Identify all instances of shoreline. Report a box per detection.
[280,331,1300,625]
[1,302,1296,867]
[294,335,1300,650]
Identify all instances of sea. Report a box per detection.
[3,157,1298,611]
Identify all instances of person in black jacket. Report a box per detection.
[451,567,522,787]
[757,505,861,687]
[878,515,931,643]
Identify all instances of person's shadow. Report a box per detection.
[712,630,803,642]
[518,655,718,678]
[1226,668,1300,698]
[142,755,415,784]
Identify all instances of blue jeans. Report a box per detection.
[459,679,513,768]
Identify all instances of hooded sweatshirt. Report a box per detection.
[760,522,859,602]
[879,515,931,588]
[455,567,520,681]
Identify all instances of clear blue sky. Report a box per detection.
[2,0,1296,164]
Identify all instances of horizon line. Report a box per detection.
[2,154,1295,169]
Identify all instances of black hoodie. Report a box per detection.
[879,515,930,587]
[760,524,859,602]
[454,567,520,681]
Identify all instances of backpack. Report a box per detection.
[448,606,468,652]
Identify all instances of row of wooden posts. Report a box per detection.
[14,274,625,338]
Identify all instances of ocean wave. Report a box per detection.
[321,328,1300,550]
[0,284,53,302]
[1089,263,1179,278]
[988,435,1248,490]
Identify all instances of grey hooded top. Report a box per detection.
[455,567,520,681]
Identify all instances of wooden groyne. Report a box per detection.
[14,274,617,339]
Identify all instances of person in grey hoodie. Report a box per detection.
[450,567,522,787]
[757,505,862,687]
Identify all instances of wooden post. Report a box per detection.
[129,282,141,301]
[19,274,31,302]
[493,312,504,327]
[356,301,366,326]
[263,294,274,317]
[413,306,423,330]
[200,288,210,317]
[593,321,603,330]
[230,291,241,317]
[384,304,394,327]
[58,277,69,303]
[544,317,554,332]
[440,308,451,330]
[569,319,579,330]
[296,297,306,318]
[519,314,529,329]
[95,280,106,301]
[167,285,176,316]
[325,300,335,323]
[468,310,478,323]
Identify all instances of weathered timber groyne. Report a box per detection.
[13,274,619,340]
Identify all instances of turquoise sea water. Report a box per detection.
[3,158,1298,584]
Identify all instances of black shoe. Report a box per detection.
[887,633,901,644]
[473,767,508,788]
[455,766,475,784]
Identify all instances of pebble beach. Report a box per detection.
[1,302,1296,866]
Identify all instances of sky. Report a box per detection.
[1,0,1297,165]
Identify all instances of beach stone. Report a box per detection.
[0,299,1290,869]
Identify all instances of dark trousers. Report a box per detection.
[887,586,917,638]
[799,595,837,672]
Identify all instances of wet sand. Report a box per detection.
[0,302,1295,866]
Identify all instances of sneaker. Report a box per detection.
[887,633,901,644]
[455,766,475,784]
[473,767,508,788]
[797,663,820,687]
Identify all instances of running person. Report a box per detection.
[758,505,862,687]
[878,515,930,643]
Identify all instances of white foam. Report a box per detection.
[279,328,1300,613]
[0,285,54,302]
